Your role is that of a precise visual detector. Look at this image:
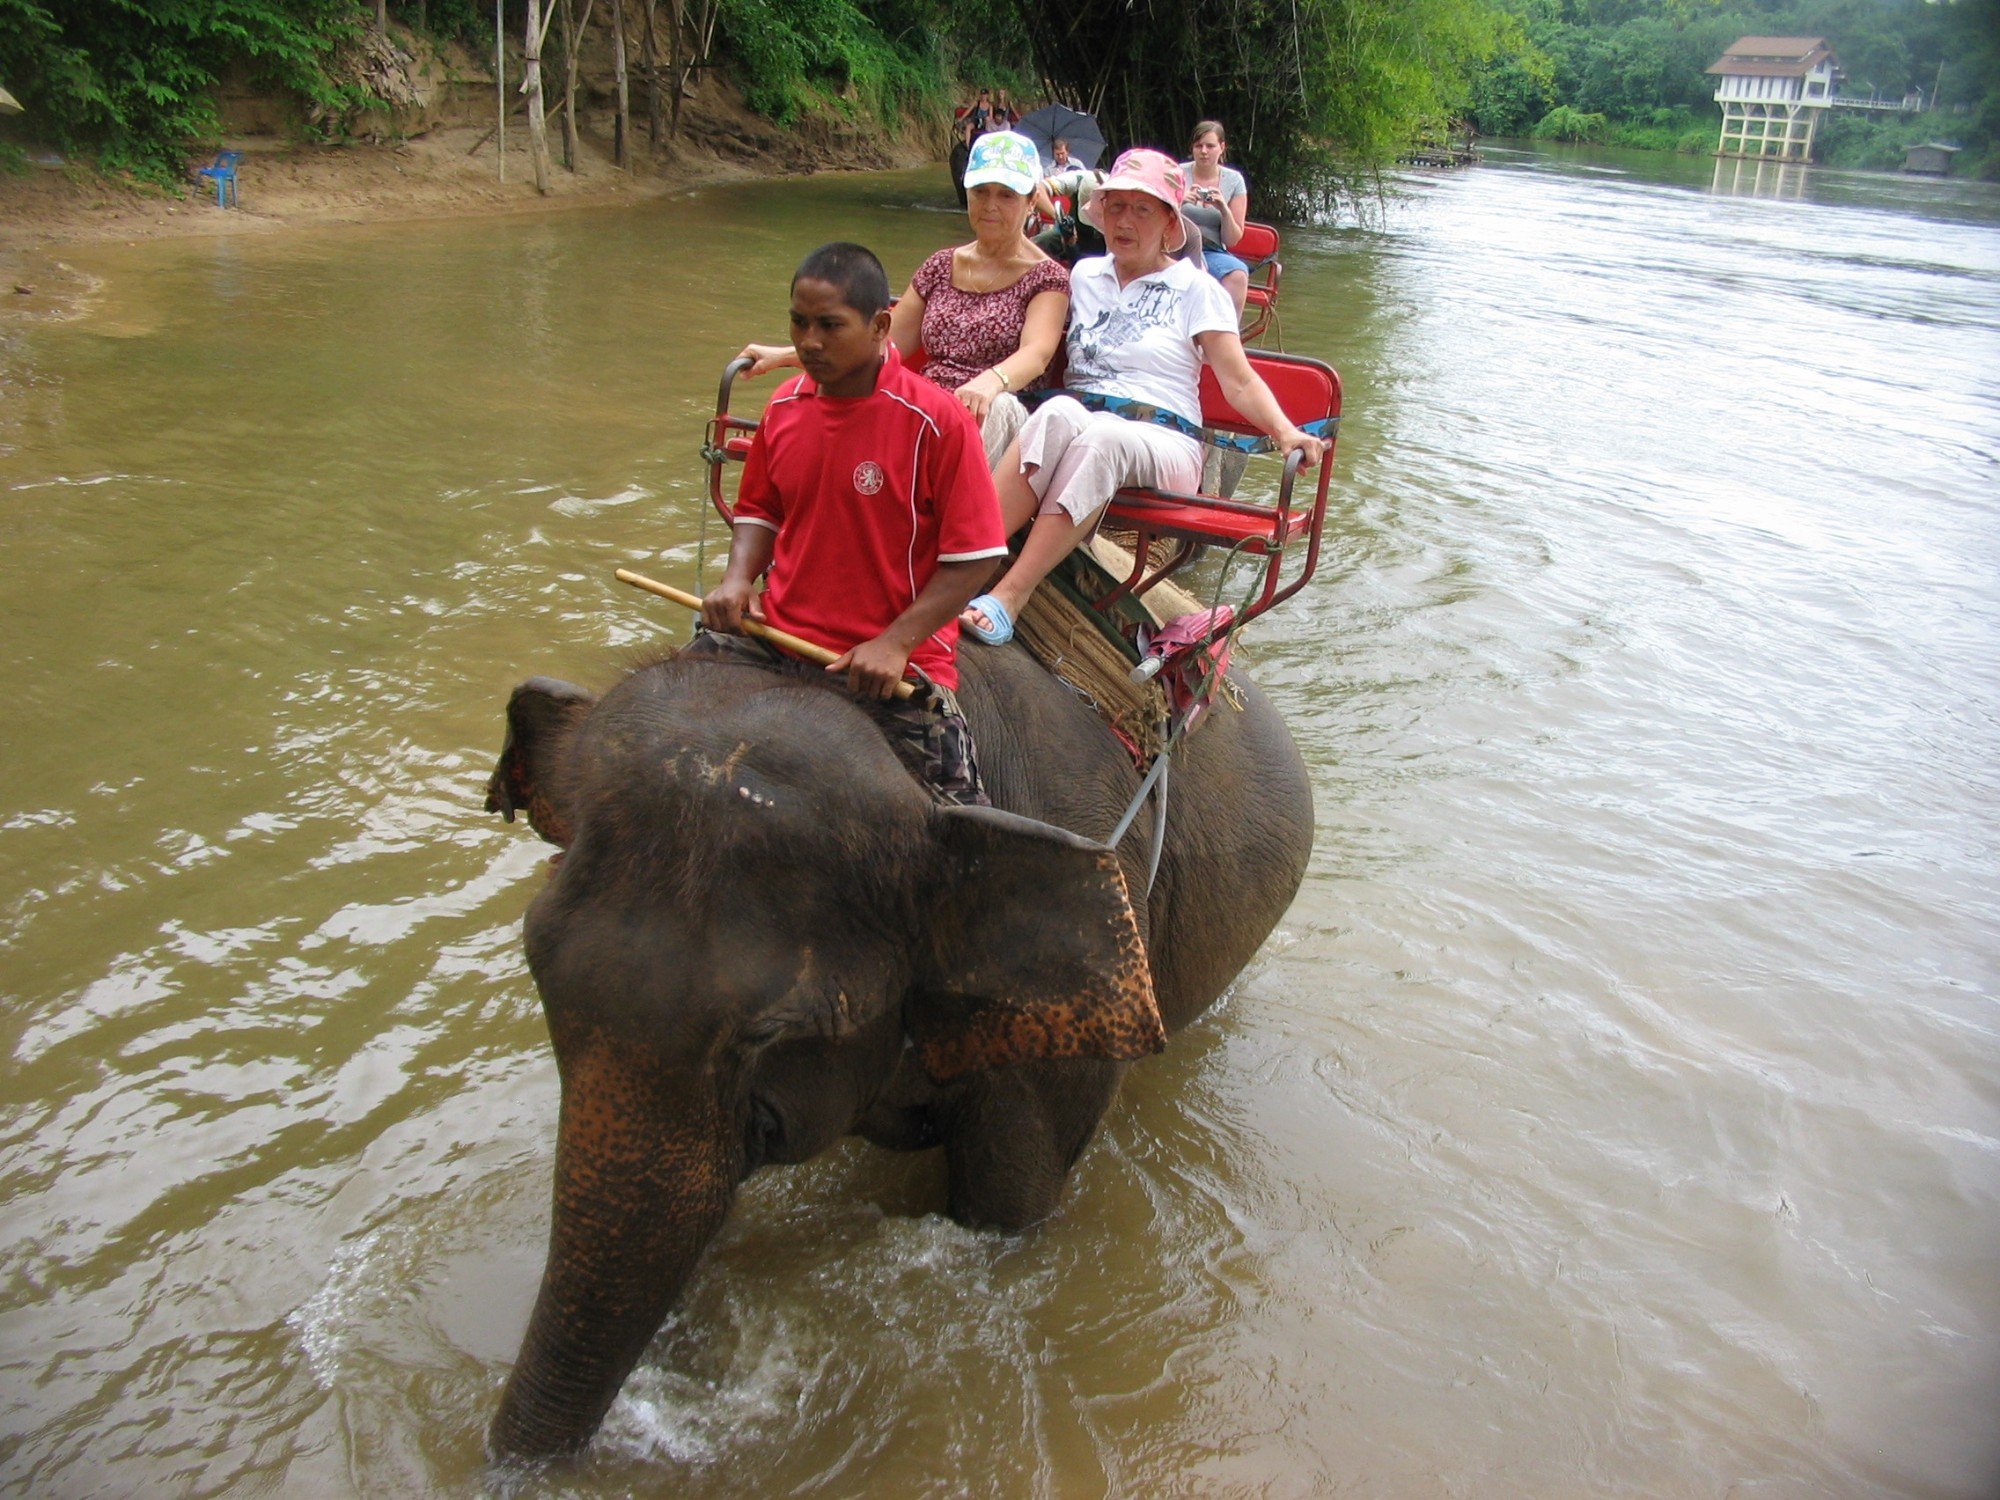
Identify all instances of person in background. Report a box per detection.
[1045,137,1073,175]
[965,87,994,137]
[1180,119,1250,316]
[991,88,1017,130]
[949,88,994,208]
[958,149,1322,648]
[1033,162,1102,263]
[1030,160,1200,272]
[950,122,972,209]
[738,132,1070,470]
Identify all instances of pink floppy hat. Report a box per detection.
[1081,148,1189,254]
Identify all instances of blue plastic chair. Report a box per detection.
[196,150,242,208]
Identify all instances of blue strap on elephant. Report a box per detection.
[1026,387,1339,454]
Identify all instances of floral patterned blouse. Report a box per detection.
[910,249,1070,394]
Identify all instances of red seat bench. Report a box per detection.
[1096,349,1339,633]
[1231,221,1283,343]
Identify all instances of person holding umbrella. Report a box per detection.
[1013,102,1107,171]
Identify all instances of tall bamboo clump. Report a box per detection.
[1018,0,1307,198]
[1017,0,1498,215]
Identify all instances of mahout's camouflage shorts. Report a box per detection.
[679,629,989,807]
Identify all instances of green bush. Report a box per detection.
[1533,104,1607,143]
[1598,105,1712,154]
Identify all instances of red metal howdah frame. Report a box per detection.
[703,346,1342,643]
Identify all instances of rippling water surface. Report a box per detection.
[2,146,1996,1497]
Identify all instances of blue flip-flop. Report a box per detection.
[961,593,1015,646]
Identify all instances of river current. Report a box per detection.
[2,144,1996,1497]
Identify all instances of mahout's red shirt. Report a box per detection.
[735,348,1006,689]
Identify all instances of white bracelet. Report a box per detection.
[991,366,1011,391]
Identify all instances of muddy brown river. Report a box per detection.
[2,145,1997,1497]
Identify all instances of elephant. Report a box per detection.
[481,633,1313,1460]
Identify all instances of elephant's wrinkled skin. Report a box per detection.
[483,638,1312,1458]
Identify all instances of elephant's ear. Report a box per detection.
[485,677,597,848]
[909,804,1164,1082]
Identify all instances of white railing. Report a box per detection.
[1830,91,1925,113]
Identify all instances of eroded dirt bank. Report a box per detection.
[0,73,942,320]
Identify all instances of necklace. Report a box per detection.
[959,247,1020,295]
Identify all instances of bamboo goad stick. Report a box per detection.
[614,568,918,701]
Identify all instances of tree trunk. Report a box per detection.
[641,1,664,145]
[558,0,578,172]
[375,0,388,33]
[610,0,630,169]
[668,0,685,139]
[525,0,553,193]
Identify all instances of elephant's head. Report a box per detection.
[482,660,1162,1458]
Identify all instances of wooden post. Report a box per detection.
[496,0,506,183]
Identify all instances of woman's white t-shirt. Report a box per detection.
[1063,255,1238,429]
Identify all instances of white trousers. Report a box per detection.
[979,392,1029,472]
[1015,395,1204,525]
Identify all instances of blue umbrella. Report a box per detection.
[1012,103,1108,171]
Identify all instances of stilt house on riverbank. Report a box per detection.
[1707,37,1837,162]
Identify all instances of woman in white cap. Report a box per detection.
[959,147,1323,647]
[737,129,1069,466]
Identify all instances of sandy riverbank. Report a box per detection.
[0,79,938,320]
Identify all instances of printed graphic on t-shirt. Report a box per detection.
[1068,281,1179,384]
[853,460,885,495]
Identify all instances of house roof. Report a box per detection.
[1706,36,1835,78]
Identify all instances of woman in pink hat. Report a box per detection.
[959,147,1324,646]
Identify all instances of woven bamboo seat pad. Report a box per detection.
[1011,534,1212,758]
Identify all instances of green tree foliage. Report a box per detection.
[1473,51,1558,135]
[1470,0,1999,174]
[711,0,949,127]
[0,0,362,180]
[1017,0,1507,212]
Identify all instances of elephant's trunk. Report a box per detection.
[490,1035,736,1459]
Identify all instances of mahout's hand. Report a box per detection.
[827,633,912,701]
[702,577,760,634]
[734,343,797,378]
